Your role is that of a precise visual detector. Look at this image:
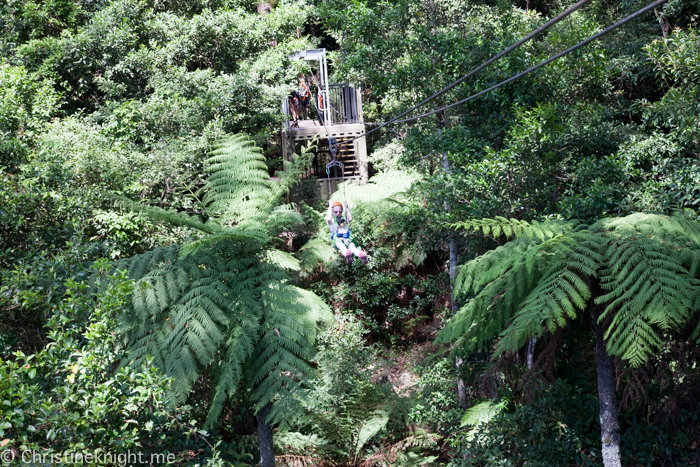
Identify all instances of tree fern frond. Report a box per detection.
[267,205,304,228]
[249,283,329,423]
[496,266,590,355]
[452,217,579,241]
[202,134,314,226]
[297,238,335,274]
[331,169,420,208]
[208,315,264,419]
[112,195,220,235]
[454,228,582,300]
[202,135,274,222]
[435,298,485,351]
[266,249,301,272]
[460,400,507,428]
[593,231,699,365]
[289,286,334,335]
[179,231,260,257]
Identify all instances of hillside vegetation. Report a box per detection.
[1,0,700,465]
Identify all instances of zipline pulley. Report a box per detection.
[325,137,342,172]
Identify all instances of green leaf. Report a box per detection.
[266,249,301,272]
[460,401,506,427]
[355,409,389,455]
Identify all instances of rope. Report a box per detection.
[342,159,347,205]
[326,167,332,198]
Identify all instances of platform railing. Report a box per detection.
[282,84,362,129]
[327,84,363,125]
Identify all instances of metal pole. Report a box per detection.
[357,87,363,124]
[321,52,331,125]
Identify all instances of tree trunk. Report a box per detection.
[455,356,468,408]
[439,134,468,409]
[447,231,459,314]
[595,320,622,467]
[256,403,275,467]
[440,147,458,315]
[526,337,537,370]
[257,2,272,15]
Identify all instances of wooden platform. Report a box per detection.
[284,121,366,142]
[288,119,321,129]
[281,122,368,199]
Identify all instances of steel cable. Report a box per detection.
[337,0,666,146]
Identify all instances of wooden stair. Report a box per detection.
[332,138,359,178]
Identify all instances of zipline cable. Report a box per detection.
[338,0,666,146]
[338,0,593,145]
[391,0,668,124]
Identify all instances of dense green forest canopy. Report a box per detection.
[1,0,700,465]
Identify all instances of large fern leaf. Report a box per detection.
[251,283,332,424]
[453,216,579,241]
[99,134,329,429]
[203,134,314,227]
[440,214,700,369]
[443,225,594,353]
[592,214,700,366]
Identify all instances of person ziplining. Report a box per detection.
[326,200,368,265]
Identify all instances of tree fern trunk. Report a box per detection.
[256,403,275,467]
[595,319,622,467]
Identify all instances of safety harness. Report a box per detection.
[330,214,353,249]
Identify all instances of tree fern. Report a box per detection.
[203,134,315,227]
[452,216,579,242]
[441,213,700,365]
[460,400,507,443]
[590,214,700,366]
[442,221,595,354]
[439,213,700,467]
[98,135,331,435]
[297,238,336,274]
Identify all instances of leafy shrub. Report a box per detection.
[277,314,393,465]
[0,262,227,464]
[618,410,699,466]
[331,270,446,344]
[279,312,447,466]
[0,63,60,168]
[0,169,93,269]
[408,358,462,434]
[645,28,700,151]
[449,381,600,467]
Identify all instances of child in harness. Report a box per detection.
[326,200,368,265]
